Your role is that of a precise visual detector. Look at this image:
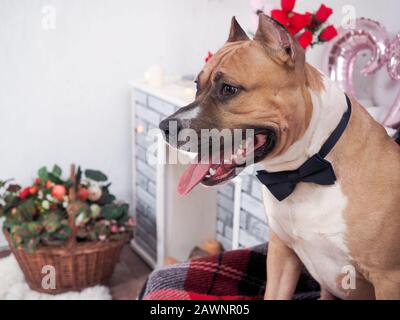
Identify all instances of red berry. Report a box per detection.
[46,180,54,189]
[29,186,38,195]
[51,185,66,201]
[19,187,31,199]
[78,187,89,201]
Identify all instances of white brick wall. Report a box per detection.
[148,96,177,116]
[134,88,269,259]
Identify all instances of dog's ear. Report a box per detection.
[254,14,302,66]
[227,17,250,42]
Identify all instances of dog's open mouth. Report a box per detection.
[177,129,275,195]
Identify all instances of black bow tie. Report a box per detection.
[256,95,352,201]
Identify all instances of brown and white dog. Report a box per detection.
[159,15,400,300]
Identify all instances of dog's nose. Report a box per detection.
[159,118,183,139]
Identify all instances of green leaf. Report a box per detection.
[96,191,116,206]
[27,222,43,236]
[110,233,124,241]
[24,237,40,253]
[118,213,129,225]
[13,224,31,238]
[64,180,73,189]
[52,164,62,178]
[76,227,88,240]
[11,233,23,248]
[41,212,62,233]
[120,203,129,213]
[48,172,64,184]
[17,199,36,222]
[88,230,98,241]
[38,167,49,182]
[76,166,82,186]
[40,232,63,246]
[3,194,19,211]
[116,204,130,224]
[102,204,124,221]
[52,225,71,241]
[84,169,108,182]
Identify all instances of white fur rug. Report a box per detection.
[0,254,111,300]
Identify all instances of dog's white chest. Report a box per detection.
[262,182,351,298]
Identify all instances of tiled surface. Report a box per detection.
[134,89,269,259]
[134,94,171,261]
[216,178,268,250]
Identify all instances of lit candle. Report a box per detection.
[136,124,145,134]
[144,64,164,88]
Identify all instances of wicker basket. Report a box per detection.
[3,165,130,294]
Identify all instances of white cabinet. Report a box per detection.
[130,80,218,267]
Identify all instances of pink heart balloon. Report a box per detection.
[383,33,400,128]
[322,18,400,129]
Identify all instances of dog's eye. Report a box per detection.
[220,84,238,97]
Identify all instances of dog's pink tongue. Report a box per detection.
[178,163,211,196]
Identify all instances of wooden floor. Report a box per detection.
[108,245,152,299]
[0,245,152,300]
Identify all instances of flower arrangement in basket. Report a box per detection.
[0,164,134,294]
[250,0,338,49]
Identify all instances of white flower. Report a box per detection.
[88,184,102,201]
[38,190,44,199]
[90,204,101,218]
[46,194,55,202]
[42,200,50,210]
[62,201,68,208]
[0,198,5,206]
[75,213,86,226]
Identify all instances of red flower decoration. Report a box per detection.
[289,12,312,35]
[319,25,338,41]
[268,1,336,49]
[271,1,311,36]
[281,0,296,12]
[297,30,313,49]
[205,51,213,63]
[315,4,333,24]
[19,187,31,199]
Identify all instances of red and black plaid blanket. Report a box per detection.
[140,244,321,300]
